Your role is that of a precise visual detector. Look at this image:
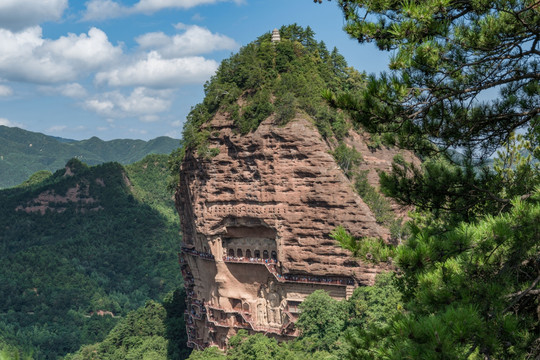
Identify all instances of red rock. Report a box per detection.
[174,114,413,349]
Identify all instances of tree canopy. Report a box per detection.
[319,0,539,158]
[312,1,540,358]
[170,24,366,167]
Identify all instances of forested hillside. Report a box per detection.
[0,125,179,189]
[65,291,189,360]
[171,24,367,164]
[0,154,187,359]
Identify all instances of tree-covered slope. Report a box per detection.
[0,155,185,359]
[173,24,366,163]
[65,291,190,360]
[0,125,179,189]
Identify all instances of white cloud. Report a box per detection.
[82,0,130,21]
[136,24,238,57]
[191,13,205,22]
[0,85,13,96]
[0,117,23,127]
[166,129,182,138]
[140,114,160,122]
[134,0,244,12]
[84,87,172,118]
[129,128,148,135]
[59,83,88,98]
[46,125,87,134]
[44,28,122,68]
[85,99,115,115]
[39,83,88,98]
[83,0,244,21]
[47,125,67,132]
[173,23,188,30]
[95,51,218,88]
[0,0,68,31]
[0,27,122,84]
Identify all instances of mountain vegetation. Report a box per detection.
[185,0,539,357]
[0,125,179,189]
[65,290,190,360]
[169,24,367,170]
[0,154,187,359]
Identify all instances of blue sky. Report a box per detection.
[0,0,390,141]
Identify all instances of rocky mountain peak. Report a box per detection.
[172,25,417,350]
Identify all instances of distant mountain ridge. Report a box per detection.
[0,126,180,189]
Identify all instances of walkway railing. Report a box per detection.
[182,251,356,288]
[279,273,354,286]
[223,256,277,265]
[264,262,354,287]
[182,247,215,261]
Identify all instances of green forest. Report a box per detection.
[64,290,189,360]
[0,155,188,359]
[1,0,538,358]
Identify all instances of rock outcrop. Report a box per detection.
[175,113,415,350]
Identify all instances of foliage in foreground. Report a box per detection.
[323,0,539,159]
[316,1,540,356]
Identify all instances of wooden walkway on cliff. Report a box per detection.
[180,248,356,297]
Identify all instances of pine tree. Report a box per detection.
[319,0,539,158]
[313,1,540,358]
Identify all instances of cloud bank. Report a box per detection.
[83,0,244,21]
[136,24,238,57]
[0,117,24,128]
[0,0,242,136]
[0,27,121,84]
[0,0,68,31]
[0,85,13,96]
[84,87,173,118]
[95,52,219,88]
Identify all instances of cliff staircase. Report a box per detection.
[346,285,355,299]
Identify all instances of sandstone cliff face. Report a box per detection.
[175,114,413,349]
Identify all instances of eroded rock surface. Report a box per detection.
[15,183,102,214]
[175,115,412,349]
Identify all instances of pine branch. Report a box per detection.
[503,273,540,313]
